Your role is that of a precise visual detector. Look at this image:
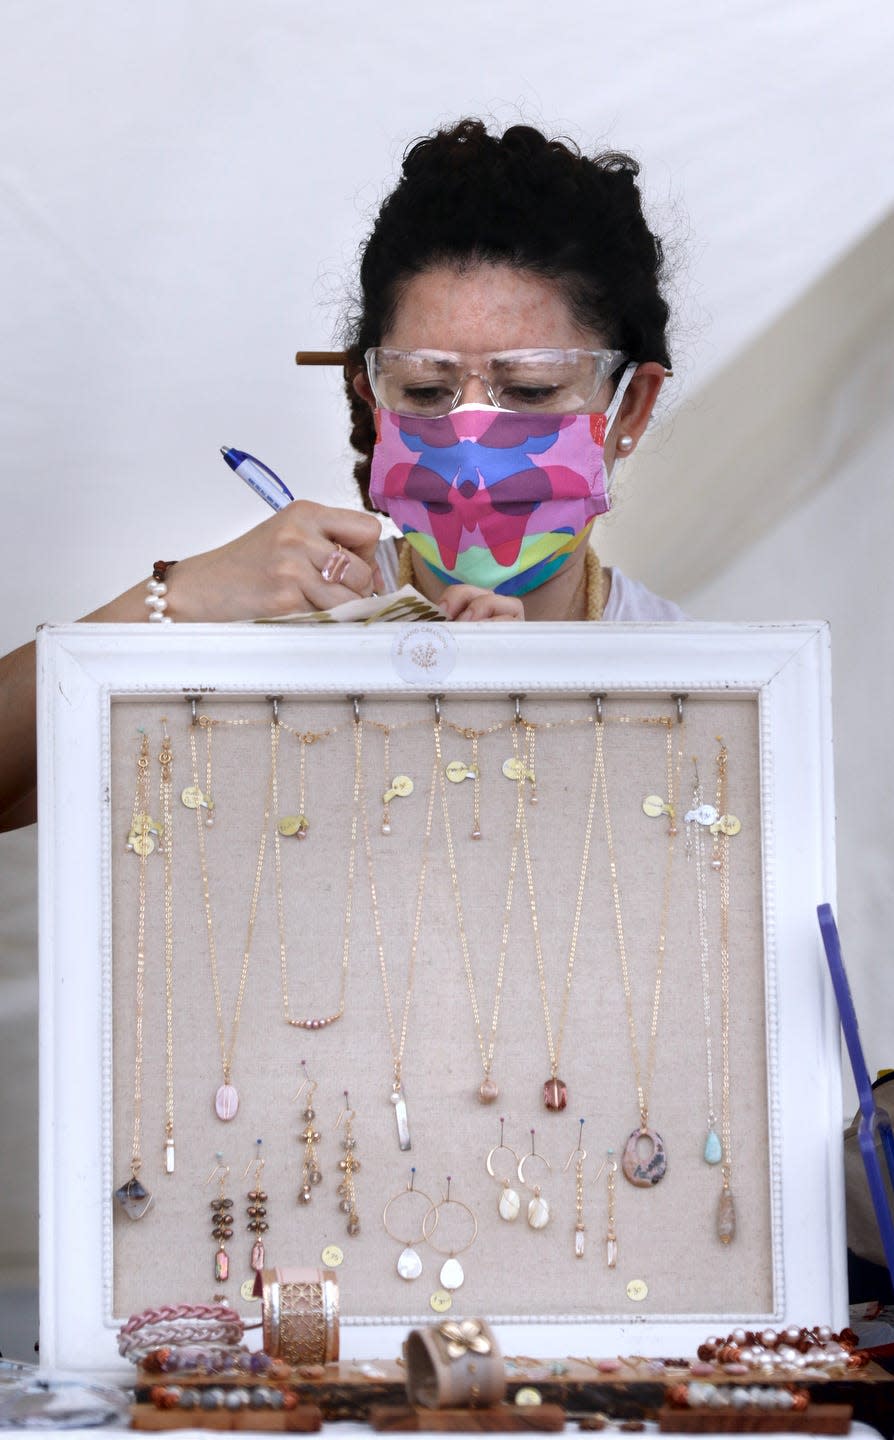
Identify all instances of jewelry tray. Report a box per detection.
[36,620,845,1374]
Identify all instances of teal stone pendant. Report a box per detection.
[703,1127,723,1165]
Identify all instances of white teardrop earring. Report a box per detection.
[383,1167,436,1280]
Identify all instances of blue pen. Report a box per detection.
[220,446,294,511]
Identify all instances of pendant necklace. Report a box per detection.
[274,720,356,1030]
[435,709,529,1104]
[597,715,679,1186]
[158,720,176,1173]
[188,711,275,1121]
[358,699,438,1151]
[714,741,736,1243]
[689,758,723,1167]
[517,708,603,1111]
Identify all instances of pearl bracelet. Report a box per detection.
[146,560,177,624]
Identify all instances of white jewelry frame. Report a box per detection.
[37,620,844,1373]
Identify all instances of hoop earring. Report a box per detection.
[518,1129,552,1230]
[383,1167,436,1280]
[485,1117,521,1222]
[422,1178,478,1292]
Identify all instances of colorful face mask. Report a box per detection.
[368,376,633,596]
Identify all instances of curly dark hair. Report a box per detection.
[344,118,671,507]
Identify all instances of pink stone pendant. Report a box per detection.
[215,1083,239,1120]
[215,1246,229,1282]
[251,1239,266,1272]
[717,1186,736,1244]
[478,1075,499,1104]
[543,1077,567,1111]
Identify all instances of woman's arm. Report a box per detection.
[0,500,386,831]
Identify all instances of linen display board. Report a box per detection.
[36,621,844,1375]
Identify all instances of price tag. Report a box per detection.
[429,1289,452,1313]
[240,1278,257,1303]
[321,1244,344,1268]
[626,1278,648,1302]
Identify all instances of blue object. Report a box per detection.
[221,446,294,510]
[817,902,894,1286]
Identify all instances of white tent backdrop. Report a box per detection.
[2,0,893,1357]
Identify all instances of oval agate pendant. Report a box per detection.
[621,1126,667,1187]
[440,1257,465,1291]
[215,1083,239,1120]
[397,1246,423,1280]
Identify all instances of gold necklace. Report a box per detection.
[434,709,530,1104]
[158,720,176,1174]
[715,742,736,1244]
[396,542,605,620]
[274,722,357,1029]
[189,713,275,1121]
[358,700,438,1151]
[596,717,679,1186]
[517,709,603,1111]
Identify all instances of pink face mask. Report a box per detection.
[368,368,635,596]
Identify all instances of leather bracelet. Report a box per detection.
[404,1319,505,1410]
[259,1266,339,1366]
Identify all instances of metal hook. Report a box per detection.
[671,693,687,724]
[350,695,363,722]
[511,694,525,724]
[430,694,442,722]
[562,1118,587,1171]
[590,693,605,724]
[187,695,199,724]
[266,695,281,723]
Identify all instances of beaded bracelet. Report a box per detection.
[667,1381,809,1412]
[149,1384,301,1411]
[146,560,177,624]
[141,1345,289,1379]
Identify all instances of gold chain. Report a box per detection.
[517,712,602,1102]
[274,722,358,1029]
[189,715,275,1108]
[359,708,438,1110]
[434,712,529,1102]
[158,720,175,1173]
[596,718,679,1127]
[717,742,733,1180]
[129,729,151,1174]
[397,541,605,620]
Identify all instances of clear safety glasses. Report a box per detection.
[364,346,629,417]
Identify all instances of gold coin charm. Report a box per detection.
[642,795,666,818]
[446,760,477,783]
[391,774,414,797]
[181,784,206,810]
[278,814,309,837]
[130,832,156,857]
[502,757,526,782]
[626,1278,648,1302]
[321,1244,344,1268]
[719,813,741,836]
[429,1289,452,1313]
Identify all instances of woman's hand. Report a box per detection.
[135,502,385,621]
[437,585,525,622]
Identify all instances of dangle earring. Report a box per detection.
[207,1155,234,1282]
[244,1139,269,1280]
[563,1119,587,1257]
[518,1129,552,1230]
[422,1177,478,1292]
[296,1062,323,1204]
[485,1118,521,1222]
[335,1092,361,1236]
[380,727,414,836]
[594,1150,619,1269]
[383,1167,436,1281]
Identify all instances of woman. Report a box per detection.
[0,119,682,830]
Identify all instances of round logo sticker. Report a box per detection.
[391,625,457,686]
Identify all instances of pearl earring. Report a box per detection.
[617,435,634,454]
